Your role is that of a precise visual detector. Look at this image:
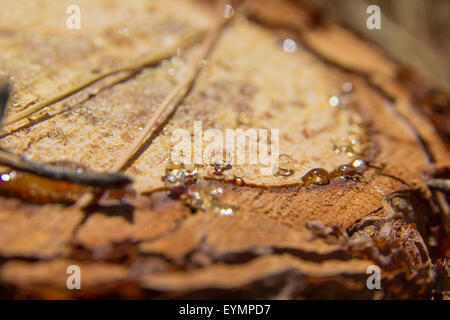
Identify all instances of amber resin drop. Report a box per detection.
[165,160,185,173]
[233,168,246,186]
[302,168,330,186]
[233,177,244,186]
[209,157,232,175]
[164,161,184,187]
[351,159,367,169]
[331,164,357,179]
[164,161,198,191]
[274,153,295,176]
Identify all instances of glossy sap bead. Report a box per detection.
[302,168,330,186]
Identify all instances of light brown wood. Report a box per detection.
[0,0,448,299]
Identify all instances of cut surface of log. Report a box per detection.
[0,0,448,299]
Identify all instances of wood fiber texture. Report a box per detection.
[0,0,448,299]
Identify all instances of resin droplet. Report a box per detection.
[0,172,13,182]
[302,168,330,186]
[211,187,224,195]
[282,39,296,53]
[183,169,198,185]
[189,190,211,211]
[352,159,367,168]
[164,161,185,187]
[211,198,236,216]
[166,160,184,172]
[328,96,340,107]
[188,190,236,216]
[333,144,356,157]
[331,164,357,179]
[233,168,245,186]
[216,206,235,216]
[164,161,198,189]
[274,154,295,176]
[342,82,353,93]
[209,154,232,175]
[183,163,199,185]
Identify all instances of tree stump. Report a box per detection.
[0,0,448,299]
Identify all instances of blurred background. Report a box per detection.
[307,0,450,89]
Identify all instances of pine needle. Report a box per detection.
[75,2,235,208]
[111,17,230,171]
[3,30,205,127]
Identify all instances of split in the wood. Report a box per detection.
[0,81,132,203]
